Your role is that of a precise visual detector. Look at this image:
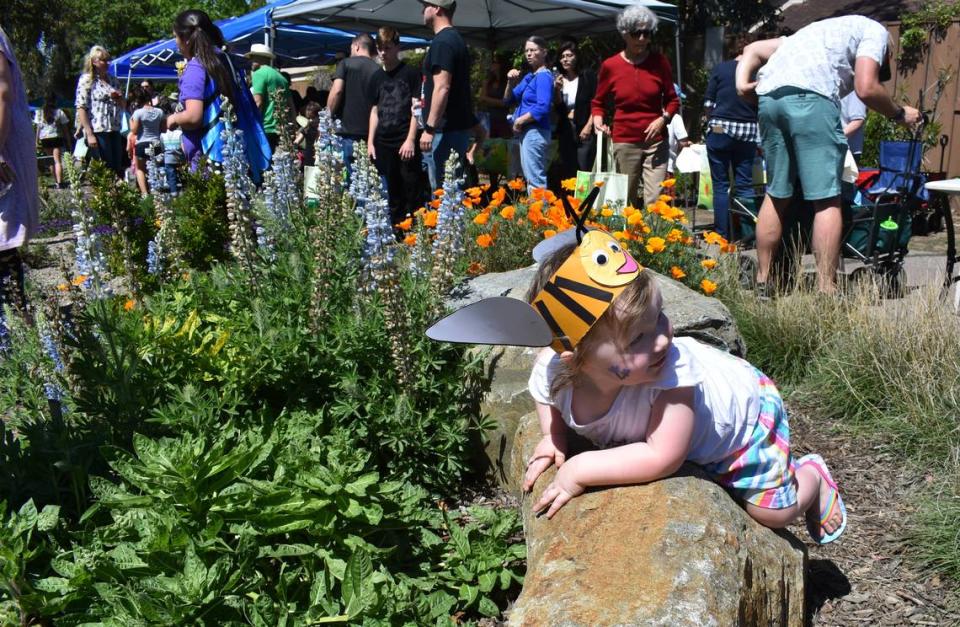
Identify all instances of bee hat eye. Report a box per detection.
[592,250,609,265]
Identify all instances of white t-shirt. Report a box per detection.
[756,15,889,103]
[840,91,867,155]
[34,109,69,140]
[561,76,579,111]
[528,337,762,464]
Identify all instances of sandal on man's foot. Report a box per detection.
[798,453,847,544]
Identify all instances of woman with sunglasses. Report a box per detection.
[591,4,679,209]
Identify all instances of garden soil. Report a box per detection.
[788,408,960,626]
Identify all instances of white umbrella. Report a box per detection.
[273,0,678,47]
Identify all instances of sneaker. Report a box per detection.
[755,282,773,302]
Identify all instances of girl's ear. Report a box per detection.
[559,350,576,367]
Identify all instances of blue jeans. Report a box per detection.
[706,130,757,238]
[90,131,125,177]
[519,126,550,193]
[164,164,180,196]
[424,129,471,192]
[340,135,361,185]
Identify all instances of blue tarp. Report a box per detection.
[110,0,425,82]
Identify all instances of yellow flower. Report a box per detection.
[473,212,490,225]
[645,237,666,254]
[601,208,614,217]
[613,230,630,241]
[155,218,162,228]
[667,228,685,243]
[56,282,69,292]
[700,279,718,295]
[123,299,136,311]
[661,178,677,188]
[670,266,686,280]
[642,225,652,234]
[701,259,718,270]
[500,205,516,220]
[623,205,637,217]
[627,212,645,226]
[658,194,673,202]
[396,217,413,231]
[476,233,494,248]
[703,231,729,247]
[71,274,89,286]
[543,229,558,238]
[404,234,417,246]
[181,272,191,281]
[561,178,577,191]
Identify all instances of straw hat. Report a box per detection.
[245,43,275,62]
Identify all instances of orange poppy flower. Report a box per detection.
[488,187,506,208]
[396,217,413,231]
[667,229,685,243]
[422,210,438,228]
[72,274,89,286]
[467,261,485,275]
[701,259,718,270]
[561,178,577,191]
[645,237,666,254]
[700,279,718,295]
[627,212,645,226]
[473,212,490,225]
[124,299,136,311]
[543,229,558,238]
[601,208,614,218]
[433,189,445,197]
[703,231,729,247]
[465,186,483,197]
[507,178,525,191]
[404,234,418,246]
[500,205,516,220]
[670,266,686,280]
[661,178,677,188]
[476,233,494,248]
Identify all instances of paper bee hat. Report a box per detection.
[426,187,642,353]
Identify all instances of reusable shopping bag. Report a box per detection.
[575,131,629,211]
[697,147,713,211]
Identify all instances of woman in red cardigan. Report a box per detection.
[591,4,679,209]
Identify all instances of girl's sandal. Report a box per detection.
[797,453,847,545]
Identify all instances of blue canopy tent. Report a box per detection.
[110,0,426,88]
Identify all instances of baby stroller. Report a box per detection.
[729,114,956,297]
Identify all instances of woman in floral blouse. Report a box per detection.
[75,45,125,176]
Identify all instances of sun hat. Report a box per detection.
[245,43,275,62]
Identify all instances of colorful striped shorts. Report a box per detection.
[702,371,797,510]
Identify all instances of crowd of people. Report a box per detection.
[7,2,923,292]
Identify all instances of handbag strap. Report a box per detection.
[593,130,605,176]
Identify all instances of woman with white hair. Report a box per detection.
[591,4,679,208]
[75,45,126,176]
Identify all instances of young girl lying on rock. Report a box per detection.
[520,242,846,544]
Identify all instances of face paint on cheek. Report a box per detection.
[609,365,631,380]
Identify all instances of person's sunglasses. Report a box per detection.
[630,29,653,39]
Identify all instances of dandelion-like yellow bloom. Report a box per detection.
[700,279,718,295]
[701,259,718,269]
[56,283,69,292]
[671,266,686,279]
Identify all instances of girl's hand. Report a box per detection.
[523,434,567,492]
[532,459,585,519]
[644,116,666,143]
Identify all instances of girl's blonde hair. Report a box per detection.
[526,241,656,397]
[83,46,110,79]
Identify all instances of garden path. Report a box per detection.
[788,408,960,626]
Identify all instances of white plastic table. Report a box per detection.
[924,178,960,310]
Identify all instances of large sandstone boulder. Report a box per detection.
[507,411,807,627]
[449,266,744,490]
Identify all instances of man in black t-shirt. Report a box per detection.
[417,0,479,190]
[327,33,380,181]
[367,26,423,229]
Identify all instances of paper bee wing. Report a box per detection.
[532,227,591,263]
[425,297,553,347]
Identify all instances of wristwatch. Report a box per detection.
[423,123,436,134]
[890,106,906,122]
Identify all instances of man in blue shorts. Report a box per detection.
[736,16,919,293]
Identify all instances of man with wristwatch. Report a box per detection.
[418,0,477,190]
[736,16,920,294]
